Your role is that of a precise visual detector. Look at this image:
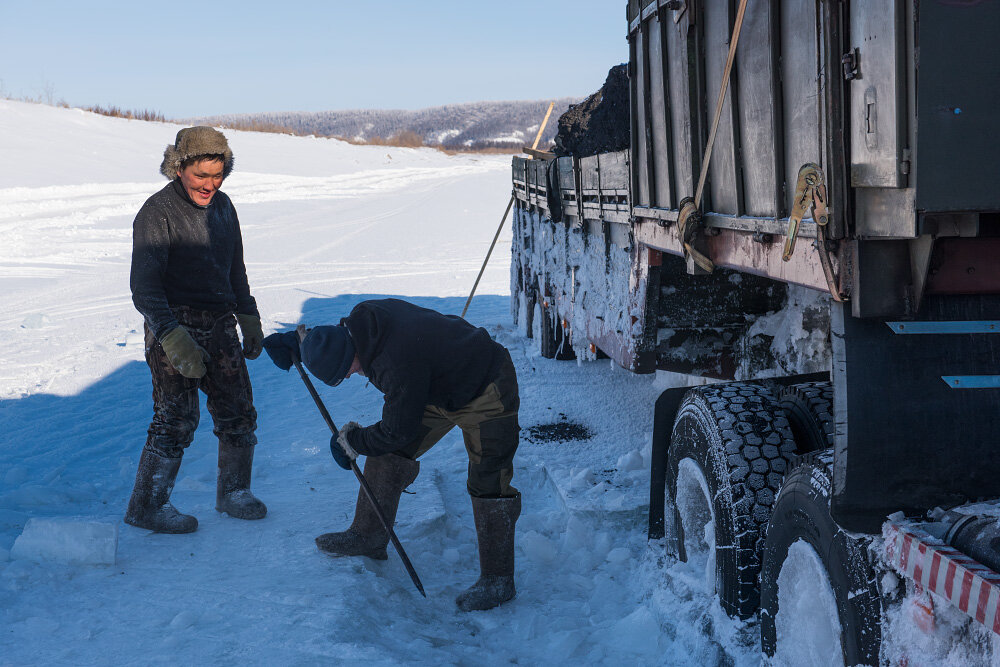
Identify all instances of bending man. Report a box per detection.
[264,298,521,611]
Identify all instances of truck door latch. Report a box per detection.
[842,49,859,81]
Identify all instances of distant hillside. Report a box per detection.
[193,98,580,150]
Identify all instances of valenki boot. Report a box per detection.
[125,449,198,534]
[315,454,419,559]
[456,494,521,612]
[216,441,267,519]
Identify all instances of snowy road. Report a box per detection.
[0,101,758,665]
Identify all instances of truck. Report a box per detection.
[509,1,1000,663]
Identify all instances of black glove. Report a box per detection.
[262,331,300,371]
[329,422,360,470]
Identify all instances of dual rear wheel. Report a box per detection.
[666,381,881,664]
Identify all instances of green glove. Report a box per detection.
[237,314,264,360]
[160,326,210,378]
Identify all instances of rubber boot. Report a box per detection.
[456,494,521,612]
[315,454,419,559]
[124,449,198,534]
[216,442,267,520]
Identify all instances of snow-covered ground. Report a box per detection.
[0,100,758,665]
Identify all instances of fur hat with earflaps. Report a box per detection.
[159,126,234,180]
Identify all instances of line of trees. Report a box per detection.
[193,98,580,151]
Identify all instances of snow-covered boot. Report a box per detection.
[216,441,267,520]
[124,448,198,534]
[456,494,521,612]
[315,454,419,559]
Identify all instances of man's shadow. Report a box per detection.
[0,293,511,550]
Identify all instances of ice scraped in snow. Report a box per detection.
[10,518,118,566]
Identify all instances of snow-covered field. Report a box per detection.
[0,100,758,665]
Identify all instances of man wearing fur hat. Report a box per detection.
[125,126,266,534]
[262,298,522,611]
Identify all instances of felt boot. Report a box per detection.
[216,441,267,519]
[315,454,419,559]
[456,494,521,611]
[125,448,198,533]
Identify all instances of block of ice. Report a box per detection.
[20,313,51,329]
[10,518,118,565]
[123,330,144,347]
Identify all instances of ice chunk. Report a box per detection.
[10,518,118,566]
[20,313,51,329]
[605,547,630,565]
[615,449,644,472]
[123,330,144,347]
[520,530,558,563]
[610,607,660,657]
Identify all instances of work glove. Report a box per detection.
[329,421,360,470]
[237,314,264,360]
[160,326,210,379]
[262,331,301,371]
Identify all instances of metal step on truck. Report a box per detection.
[510,1,1000,664]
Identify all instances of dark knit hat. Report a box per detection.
[159,126,234,180]
[301,325,356,386]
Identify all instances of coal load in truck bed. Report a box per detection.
[553,64,630,158]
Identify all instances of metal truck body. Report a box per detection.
[510,0,1000,661]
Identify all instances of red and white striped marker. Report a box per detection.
[883,521,1000,635]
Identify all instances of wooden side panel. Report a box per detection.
[735,2,779,218]
[664,12,695,200]
[779,0,825,214]
[647,13,673,208]
[634,27,651,207]
[703,0,740,214]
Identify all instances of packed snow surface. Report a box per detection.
[0,100,761,664]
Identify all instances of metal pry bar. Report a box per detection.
[290,351,426,597]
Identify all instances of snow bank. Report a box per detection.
[10,518,118,566]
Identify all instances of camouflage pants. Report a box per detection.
[397,349,520,498]
[144,307,257,459]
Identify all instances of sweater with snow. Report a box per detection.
[342,299,505,457]
[130,180,258,339]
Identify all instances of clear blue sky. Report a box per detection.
[0,1,628,118]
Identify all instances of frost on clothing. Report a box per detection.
[340,299,505,457]
[130,179,258,339]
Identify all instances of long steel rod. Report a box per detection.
[461,102,555,319]
[461,197,513,319]
[291,355,426,597]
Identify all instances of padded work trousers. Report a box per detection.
[143,306,257,458]
[397,350,519,498]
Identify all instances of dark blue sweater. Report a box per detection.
[130,180,258,338]
[343,299,505,456]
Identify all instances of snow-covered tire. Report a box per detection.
[778,381,834,454]
[760,450,882,666]
[536,292,575,360]
[667,383,797,619]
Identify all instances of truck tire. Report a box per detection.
[760,451,882,666]
[778,381,834,454]
[667,383,796,619]
[535,291,576,360]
